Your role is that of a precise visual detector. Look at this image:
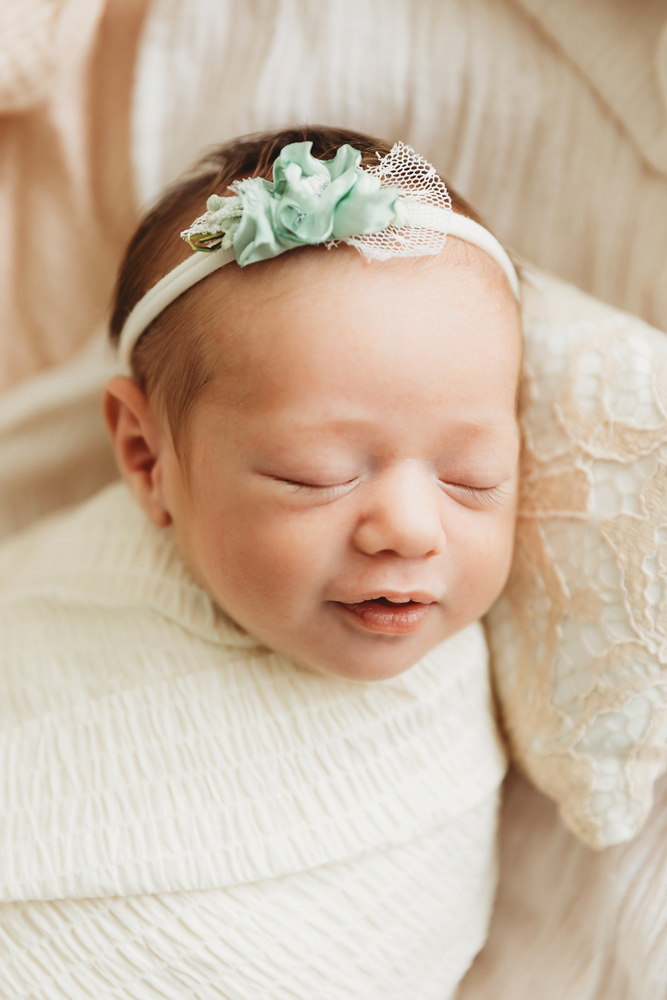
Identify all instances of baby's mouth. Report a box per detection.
[336,596,435,635]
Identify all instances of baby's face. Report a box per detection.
[157,244,521,681]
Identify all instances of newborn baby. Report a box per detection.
[0,126,521,999]
[108,128,521,683]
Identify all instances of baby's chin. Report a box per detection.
[291,653,425,683]
[216,595,461,683]
[286,627,450,683]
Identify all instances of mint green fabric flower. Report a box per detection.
[181,142,400,267]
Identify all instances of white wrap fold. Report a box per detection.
[0,483,506,998]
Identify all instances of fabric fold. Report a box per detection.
[0,483,506,904]
[515,0,667,175]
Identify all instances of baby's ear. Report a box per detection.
[103,376,172,527]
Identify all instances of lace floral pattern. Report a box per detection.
[488,267,667,849]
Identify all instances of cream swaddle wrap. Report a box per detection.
[0,482,505,999]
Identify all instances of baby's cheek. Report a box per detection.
[456,516,516,617]
[480,519,517,604]
[196,501,336,614]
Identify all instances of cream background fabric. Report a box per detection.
[134,0,667,335]
[458,766,667,1000]
[3,0,667,378]
[515,0,667,175]
[0,333,118,541]
[0,482,505,999]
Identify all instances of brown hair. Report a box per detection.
[109,125,484,448]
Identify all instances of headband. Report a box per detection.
[118,141,520,367]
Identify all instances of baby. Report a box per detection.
[0,127,521,998]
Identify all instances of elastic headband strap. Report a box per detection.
[118,245,235,366]
[117,211,519,368]
[448,214,520,298]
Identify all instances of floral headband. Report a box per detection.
[118,141,520,365]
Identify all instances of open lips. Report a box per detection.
[336,595,436,635]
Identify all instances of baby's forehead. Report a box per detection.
[199,237,518,328]
[191,242,522,434]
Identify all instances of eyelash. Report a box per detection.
[444,482,508,506]
[279,478,358,494]
[277,477,507,506]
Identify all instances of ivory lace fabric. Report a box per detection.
[488,268,667,850]
[0,482,506,998]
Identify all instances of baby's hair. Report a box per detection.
[109,125,484,450]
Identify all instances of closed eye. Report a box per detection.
[271,476,360,495]
[441,482,510,507]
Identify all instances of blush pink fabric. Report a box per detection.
[0,0,146,392]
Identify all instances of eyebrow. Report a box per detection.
[252,415,521,459]
[447,420,521,448]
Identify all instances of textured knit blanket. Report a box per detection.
[0,482,506,999]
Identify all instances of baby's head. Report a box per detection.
[105,126,522,682]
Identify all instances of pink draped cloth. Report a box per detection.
[0,0,147,392]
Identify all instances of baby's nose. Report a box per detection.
[352,463,445,559]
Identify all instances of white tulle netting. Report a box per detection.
[347,142,453,261]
